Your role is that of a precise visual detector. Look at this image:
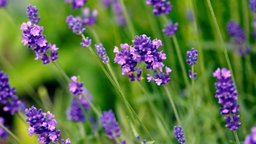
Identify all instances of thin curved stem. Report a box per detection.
[0,124,21,144]
[233,131,241,144]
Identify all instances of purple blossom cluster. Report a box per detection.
[21,5,59,64]
[100,110,121,140]
[250,0,256,13]
[66,15,86,35]
[66,96,91,122]
[95,43,109,64]
[146,0,172,16]
[113,0,126,26]
[114,34,172,85]
[102,0,112,7]
[65,0,87,9]
[227,21,250,55]
[25,106,71,144]
[245,127,256,144]
[0,117,8,139]
[80,37,92,48]
[174,126,186,144]
[0,70,25,115]
[82,8,98,26]
[69,76,91,97]
[0,0,7,7]
[213,68,241,131]
[186,48,198,80]
[162,20,178,36]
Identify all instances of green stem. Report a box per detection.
[119,0,136,37]
[52,62,70,83]
[83,94,101,117]
[0,124,21,144]
[163,85,181,125]
[206,0,234,80]
[233,131,241,144]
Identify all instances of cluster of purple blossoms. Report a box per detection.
[245,127,256,144]
[227,21,250,55]
[21,5,59,64]
[80,37,92,48]
[100,110,121,140]
[114,34,172,85]
[162,20,178,36]
[0,0,7,8]
[102,0,112,7]
[69,76,91,97]
[65,0,86,9]
[213,68,241,131]
[174,126,186,144]
[0,70,25,115]
[95,43,109,64]
[113,0,126,26]
[0,117,8,139]
[25,106,71,144]
[250,0,256,13]
[82,8,98,26]
[66,15,86,35]
[146,0,172,16]
[186,48,198,80]
[66,96,91,122]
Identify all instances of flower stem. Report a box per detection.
[52,62,70,83]
[163,85,181,125]
[0,124,21,144]
[233,131,241,144]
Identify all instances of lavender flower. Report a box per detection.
[186,48,198,66]
[213,68,241,131]
[227,21,246,45]
[0,0,7,7]
[102,0,112,7]
[66,96,91,122]
[69,76,91,98]
[0,117,8,139]
[61,138,71,144]
[25,106,70,144]
[250,0,256,13]
[66,15,86,35]
[174,126,186,144]
[82,8,98,26]
[26,5,40,24]
[80,37,92,48]
[95,43,109,64]
[245,127,256,144]
[113,0,126,26]
[0,70,25,115]
[146,0,172,16]
[65,0,86,9]
[114,34,172,85]
[162,20,178,36]
[100,110,120,140]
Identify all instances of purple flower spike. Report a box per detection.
[245,127,256,144]
[80,37,92,48]
[113,0,126,26]
[66,15,86,35]
[25,106,70,144]
[188,70,197,80]
[26,5,40,24]
[250,0,256,13]
[174,126,186,144]
[69,76,91,98]
[146,0,172,16]
[66,96,91,122]
[61,138,71,144]
[65,0,87,9]
[0,70,25,115]
[0,117,8,139]
[213,68,241,131]
[162,20,178,36]
[0,0,7,7]
[100,110,120,140]
[102,0,112,7]
[186,48,198,66]
[227,21,246,45]
[95,43,109,64]
[82,8,98,26]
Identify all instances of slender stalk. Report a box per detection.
[206,0,234,81]
[82,94,101,117]
[0,124,21,144]
[233,131,241,144]
[163,85,181,125]
[172,36,190,88]
[119,0,136,37]
[52,62,70,83]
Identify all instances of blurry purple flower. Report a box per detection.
[66,15,86,35]
[227,21,246,45]
[213,68,241,131]
[95,43,109,64]
[186,10,194,22]
[0,0,7,8]
[61,138,71,144]
[102,0,112,7]
[0,70,25,115]
[65,0,86,9]
[66,96,91,122]
[162,20,178,36]
[100,110,120,140]
[188,70,197,80]
[245,127,256,144]
[113,0,126,26]
[238,47,250,56]
[0,117,8,139]
[250,0,256,13]
[27,4,40,24]
[186,48,198,66]
[174,126,186,144]
[69,76,91,98]
[82,8,98,26]
[146,0,172,16]
[25,106,70,144]
[80,37,92,48]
